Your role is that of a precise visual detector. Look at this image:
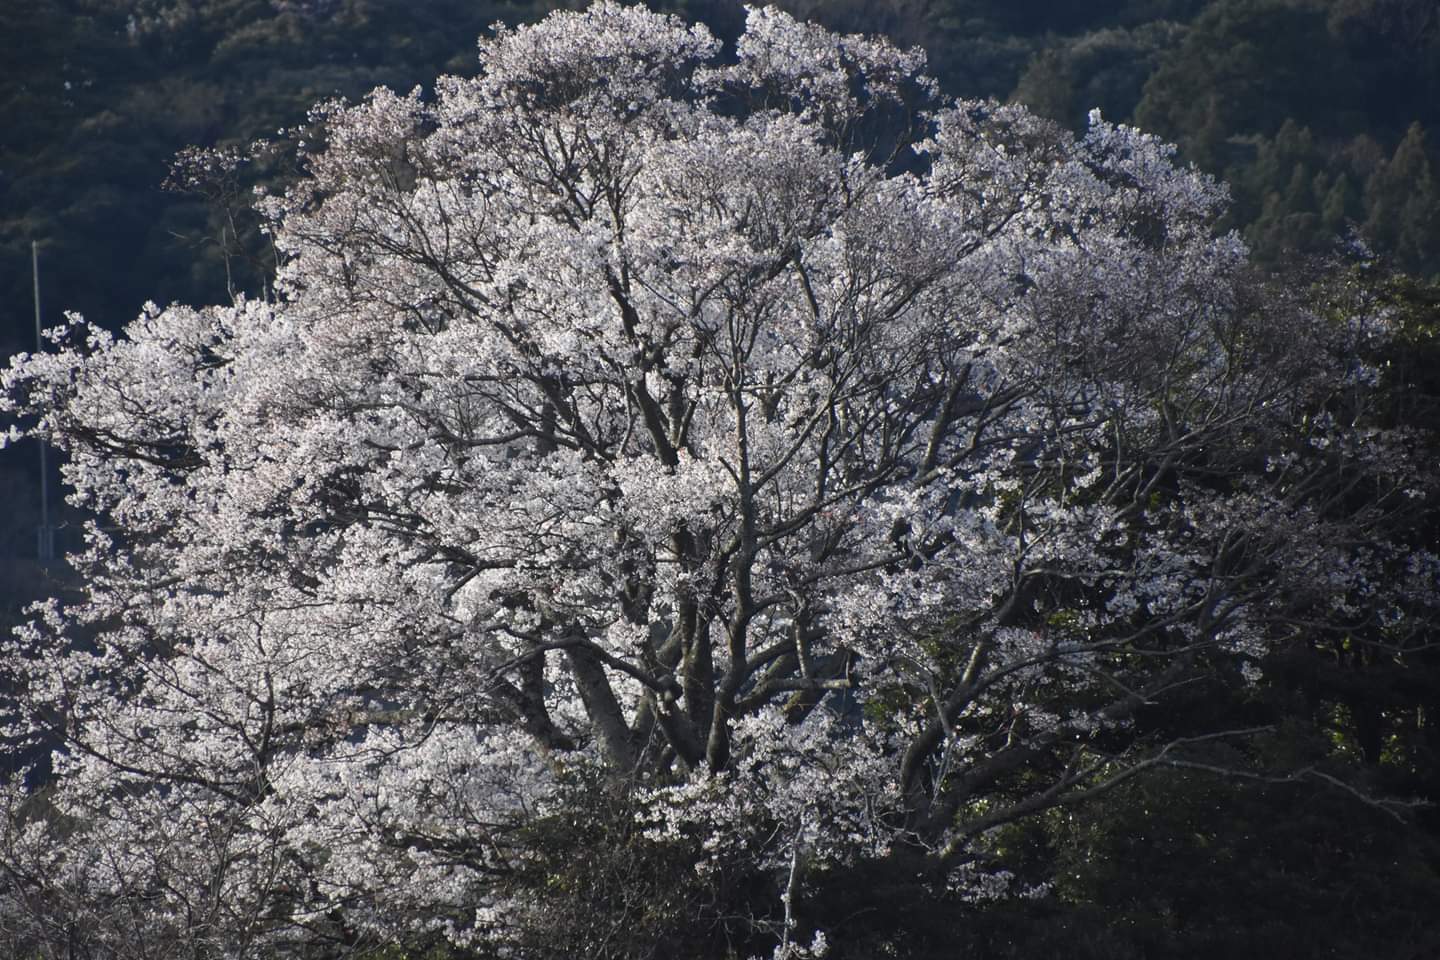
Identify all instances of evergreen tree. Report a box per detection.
[1363,122,1440,274]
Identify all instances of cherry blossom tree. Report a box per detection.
[2,4,1436,957]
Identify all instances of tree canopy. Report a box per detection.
[3,4,1439,958]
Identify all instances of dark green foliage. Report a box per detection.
[493,765,764,960]
[1128,0,1440,273]
[1031,769,1440,959]
[1134,1,1347,163]
[776,760,1440,959]
[768,0,1440,274]
[7,0,1440,371]
[1362,123,1440,271]
[1,0,556,359]
[1011,22,1185,130]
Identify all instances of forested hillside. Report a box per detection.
[5,0,1439,360]
[2,2,1439,957]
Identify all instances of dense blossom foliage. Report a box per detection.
[2,4,1436,957]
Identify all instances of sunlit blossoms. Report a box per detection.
[2,4,1435,958]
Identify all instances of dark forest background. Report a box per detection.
[3,1,1440,955]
